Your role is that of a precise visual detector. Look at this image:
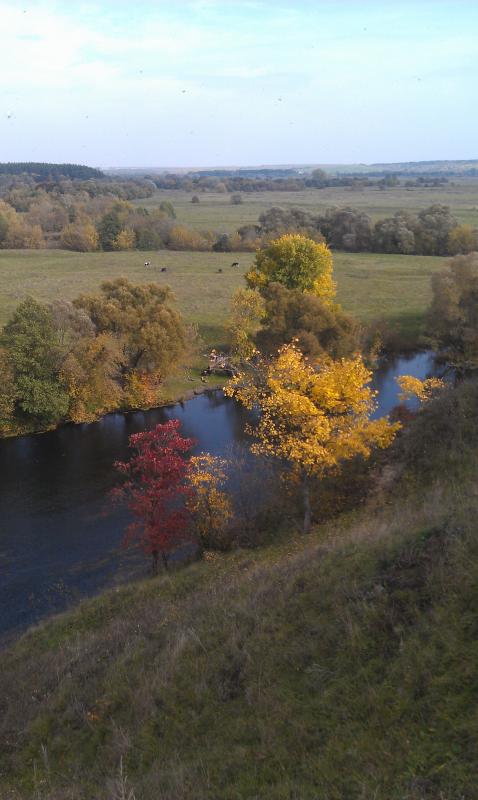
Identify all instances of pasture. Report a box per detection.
[0,248,447,347]
[136,177,478,233]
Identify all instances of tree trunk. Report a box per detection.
[152,549,159,576]
[302,472,311,534]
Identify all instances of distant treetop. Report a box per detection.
[0,163,104,180]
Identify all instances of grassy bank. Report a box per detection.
[1,380,478,799]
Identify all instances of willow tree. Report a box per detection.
[245,233,336,303]
[225,342,399,533]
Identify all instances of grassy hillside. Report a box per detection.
[1,381,478,799]
[0,249,446,348]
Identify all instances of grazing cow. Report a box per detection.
[161,267,167,272]
[231,261,239,267]
[144,261,151,267]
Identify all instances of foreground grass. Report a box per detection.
[2,382,478,799]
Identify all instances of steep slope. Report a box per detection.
[1,383,478,800]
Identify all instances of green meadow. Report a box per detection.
[137,177,478,232]
[0,248,447,347]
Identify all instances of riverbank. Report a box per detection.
[0,363,227,441]
[2,374,478,797]
[0,351,437,639]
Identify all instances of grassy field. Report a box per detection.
[2,379,478,799]
[0,248,447,344]
[137,177,478,232]
[0,247,447,402]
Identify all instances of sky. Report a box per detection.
[0,0,477,169]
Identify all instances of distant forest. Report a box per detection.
[150,170,441,193]
[0,163,104,180]
[0,165,475,257]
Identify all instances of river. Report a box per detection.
[0,350,436,640]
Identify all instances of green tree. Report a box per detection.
[97,209,122,251]
[74,277,186,378]
[256,283,361,359]
[1,297,70,426]
[428,253,478,365]
[159,200,176,218]
[373,213,416,254]
[321,207,372,251]
[415,204,457,255]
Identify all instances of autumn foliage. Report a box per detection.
[397,374,445,405]
[112,420,195,572]
[187,454,233,551]
[226,342,399,532]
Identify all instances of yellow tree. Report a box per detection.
[397,375,445,405]
[225,342,399,533]
[447,224,477,255]
[245,234,336,303]
[113,228,136,251]
[227,287,265,362]
[60,222,99,252]
[187,454,233,550]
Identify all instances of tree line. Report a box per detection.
[217,204,478,256]
[0,162,104,179]
[150,168,436,193]
[0,167,474,256]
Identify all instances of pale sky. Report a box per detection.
[1,0,477,168]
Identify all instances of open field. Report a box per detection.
[0,248,447,344]
[136,177,478,232]
[0,249,447,348]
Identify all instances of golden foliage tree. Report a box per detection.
[168,225,211,251]
[245,234,336,303]
[397,375,445,405]
[123,369,163,409]
[226,342,399,532]
[60,222,99,252]
[187,453,233,551]
[60,333,123,423]
[113,228,136,251]
[447,224,477,255]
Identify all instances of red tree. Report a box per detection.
[112,419,195,573]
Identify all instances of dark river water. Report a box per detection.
[0,351,436,640]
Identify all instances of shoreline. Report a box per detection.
[0,381,227,441]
